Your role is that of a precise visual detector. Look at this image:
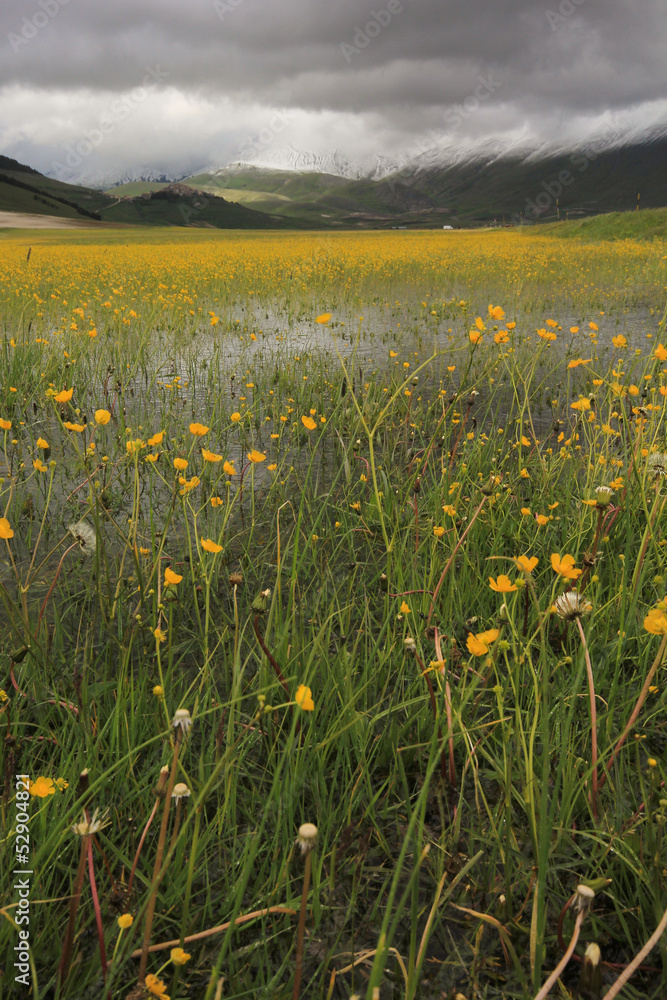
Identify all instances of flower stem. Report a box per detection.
[292,850,312,1000]
[137,727,183,984]
[533,910,584,1000]
[576,617,598,821]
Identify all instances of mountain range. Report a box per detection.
[0,124,665,229]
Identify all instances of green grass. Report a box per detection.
[533,207,667,242]
[0,229,667,999]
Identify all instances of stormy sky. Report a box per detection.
[0,0,665,183]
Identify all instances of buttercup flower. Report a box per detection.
[28,776,55,798]
[170,947,191,965]
[644,607,667,635]
[514,555,538,573]
[0,518,14,540]
[489,575,517,593]
[189,422,209,436]
[117,913,133,929]
[164,567,183,586]
[551,553,582,580]
[201,537,223,553]
[295,684,314,711]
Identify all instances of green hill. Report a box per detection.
[530,207,667,241]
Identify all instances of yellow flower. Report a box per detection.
[589,322,598,331]
[28,776,55,798]
[170,947,191,965]
[469,330,483,345]
[315,312,332,324]
[568,358,591,369]
[521,507,531,516]
[514,555,538,573]
[475,316,485,330]
[223,460,236,476]
[433,526,445,537]
[644,608,667,635]
[179,475,200,496]
[164,567,183,586]
[301,415,316,430]
[295,684,314,710]
[202,448,222,462]
[63,422,85,432]
[551,553,582,580]
[210,496,223,507]
[94,409,111,425]
[173,457,188,471]
[55,387,73,403]
[267,463,277,471]
[189,422,209,436]
[0,518,14,539]
[230,412,241,422]
[655,344,667,361]
[201,537,223,554]
[571,398,591,412]
[612,335,627,349]
[36,437,49,449]
[488,304,505,321]
[442,504,456,516]
[489,575,517,593]
[153,627,167,644]
[0,418,11,430]
[536,514,549,526]
[55,777,68,790]
[153,684,164,696]
[117,914,134,929]
[33,458,47,472]
[467,629,500,656]
[247,449,266,463]
[145,974,170,998]
[390,350,398,357]
[148,431,164,447]
[400,601,411,614]
[520,436,530,447]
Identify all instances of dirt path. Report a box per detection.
[0,210,106,229]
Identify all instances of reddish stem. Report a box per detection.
[128,798,160,897]
[87,834,107,979]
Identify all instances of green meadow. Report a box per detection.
[1,223,667,999]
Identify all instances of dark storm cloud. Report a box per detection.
[0,0,665,176]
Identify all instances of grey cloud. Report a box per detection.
[0,0,665,177]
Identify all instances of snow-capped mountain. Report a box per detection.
[207,119,667,183]
[210,145,403,180]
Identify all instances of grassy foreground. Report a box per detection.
[1,228,667,999]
